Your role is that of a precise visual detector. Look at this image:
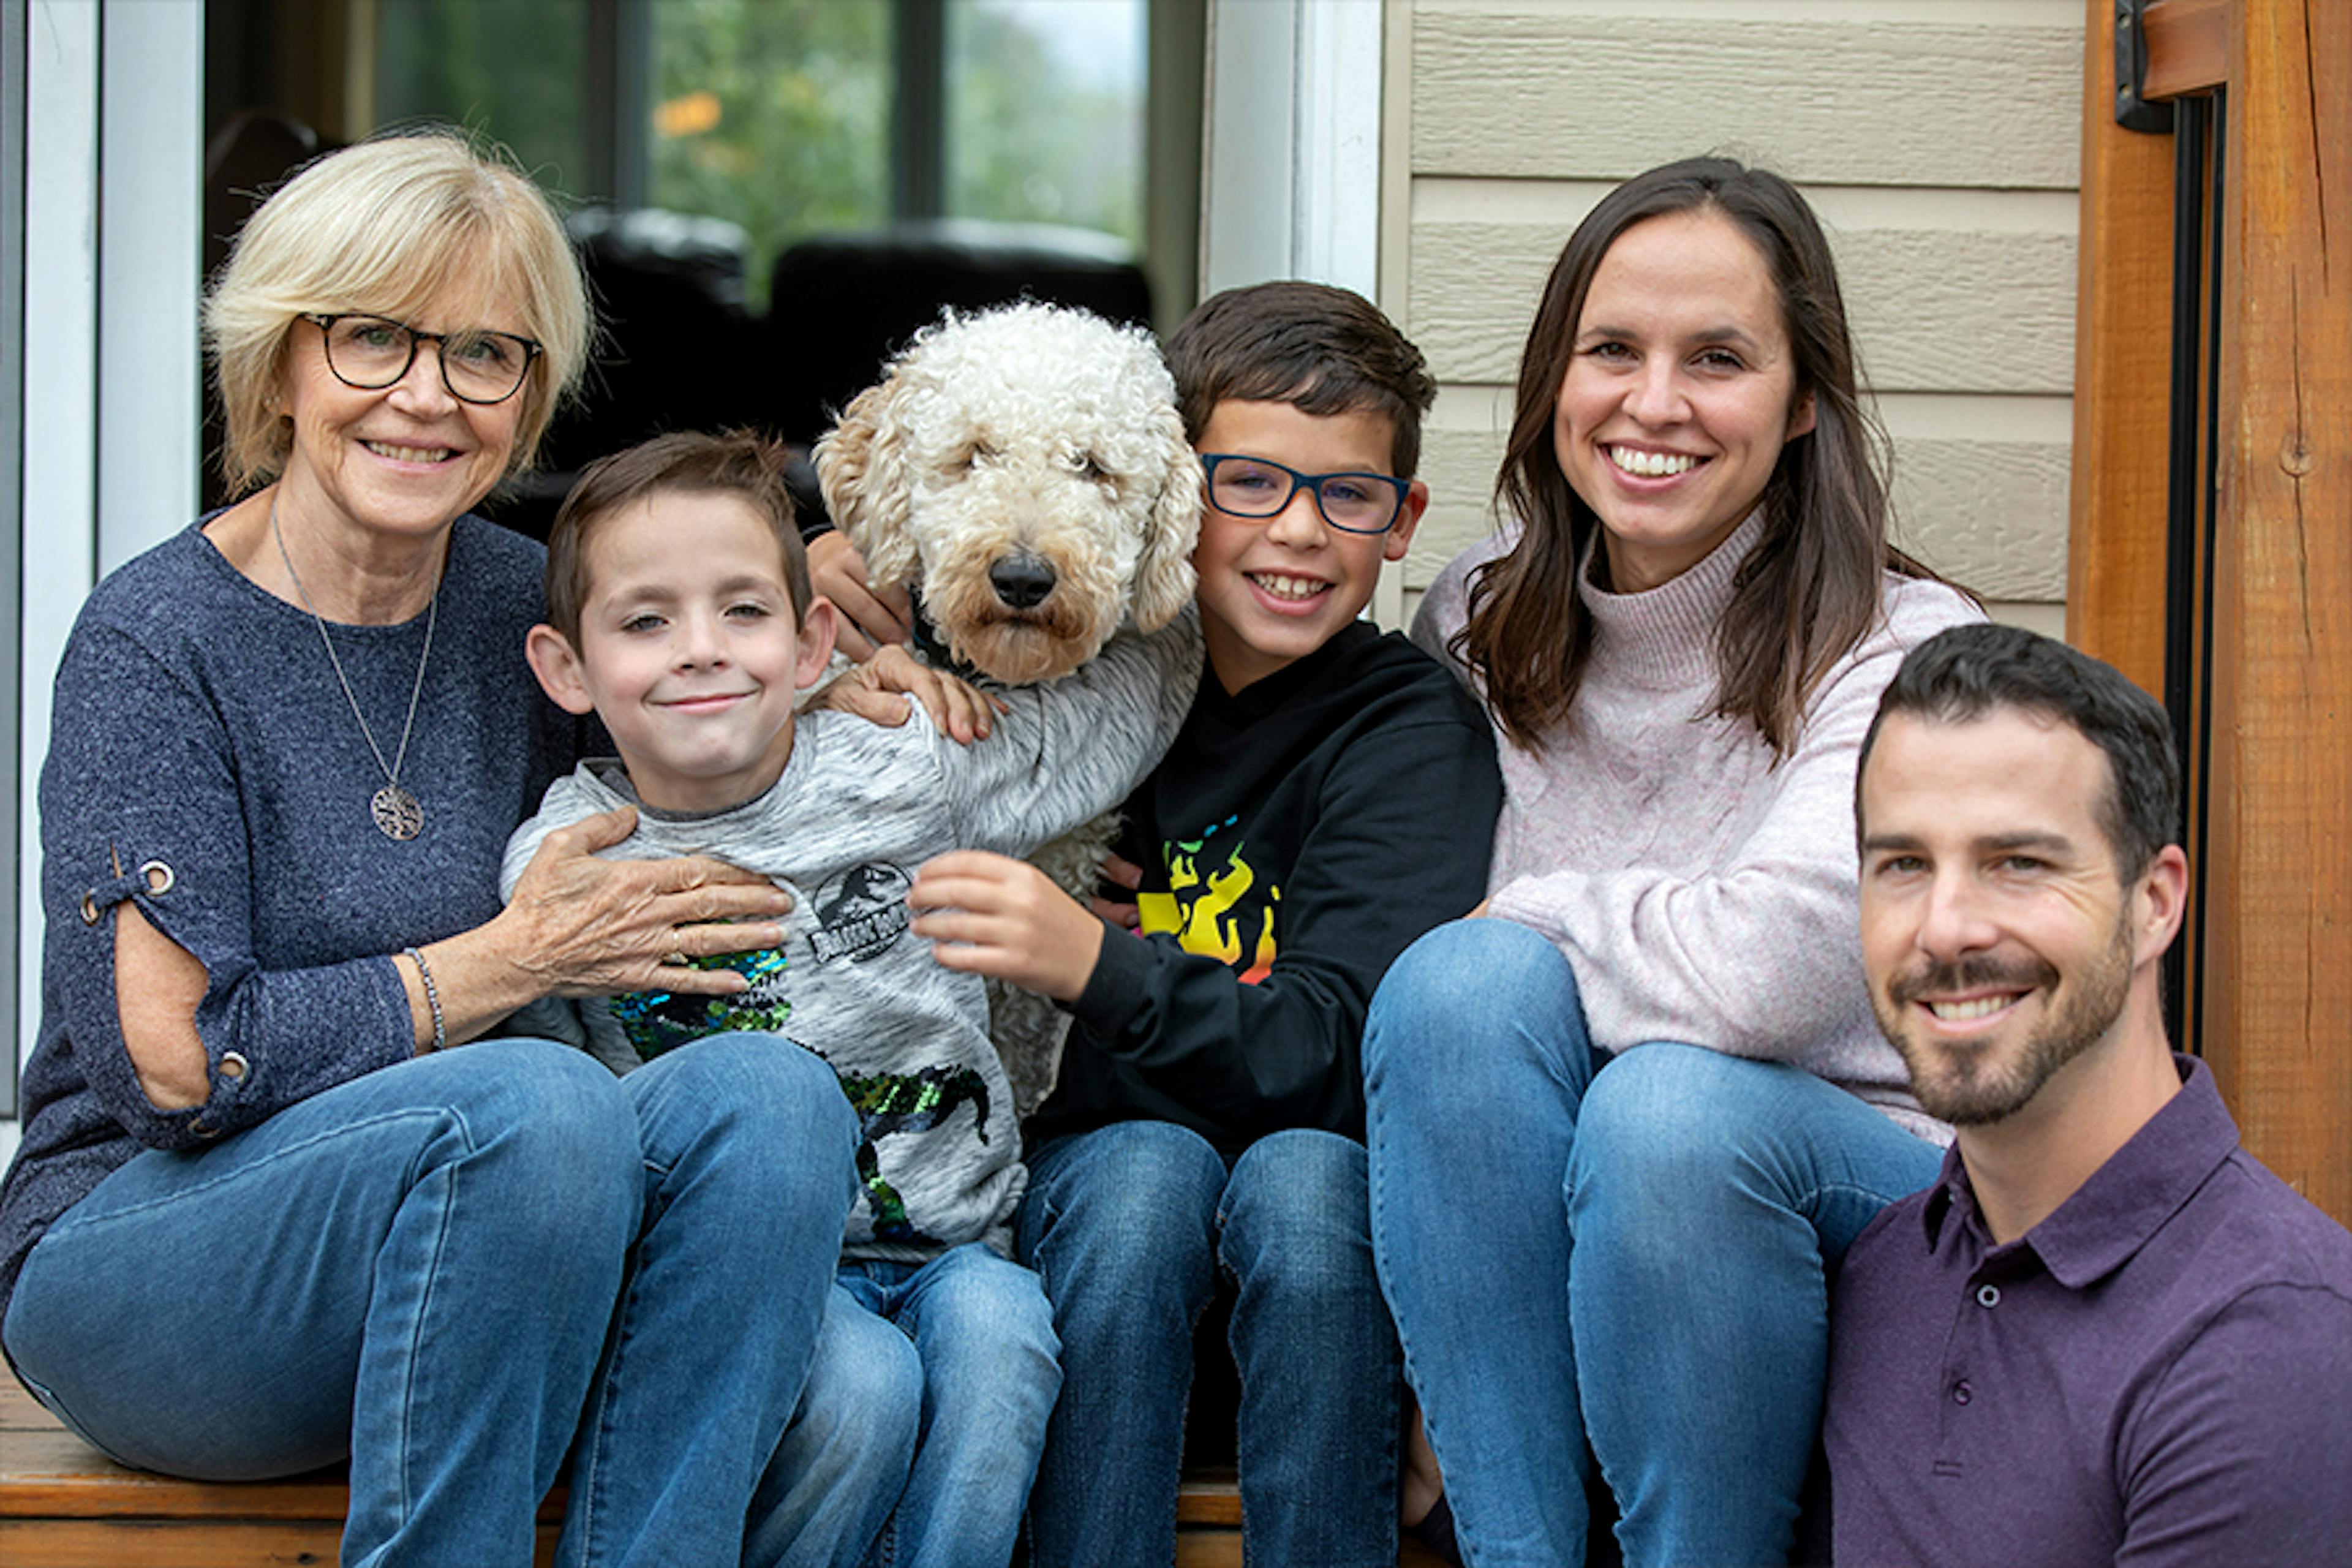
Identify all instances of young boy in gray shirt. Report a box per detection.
[502,431,1198,1567]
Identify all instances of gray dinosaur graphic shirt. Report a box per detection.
[499,614,1199,1262]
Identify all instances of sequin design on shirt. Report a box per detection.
[1138,814,1280,984]
[835,1060,993,1245]
[611,944,794,1060]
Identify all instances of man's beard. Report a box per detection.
[1874,914,2135,1126]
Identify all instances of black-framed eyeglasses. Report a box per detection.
[1199,453,1412,535]
[303,313,543,406]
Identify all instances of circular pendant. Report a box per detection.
[372,783,424,841]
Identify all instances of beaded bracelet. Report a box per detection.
[403,946,447,1053]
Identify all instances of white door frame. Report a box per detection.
[1200,0,1384,300]
[9,0,201,1144]
[1198,0,1399,623]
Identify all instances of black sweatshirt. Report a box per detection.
[1030,620,1502,1155]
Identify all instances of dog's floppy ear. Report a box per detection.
[1129,405,1203,631]
[814,377,920,589]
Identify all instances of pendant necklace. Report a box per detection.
[271,497,438,841]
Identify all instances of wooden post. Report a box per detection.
[2067,0,2177,697]
[2199,0,2352,1223]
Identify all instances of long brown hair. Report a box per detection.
[1456,156,1937,757]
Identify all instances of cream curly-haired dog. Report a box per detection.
[814,301,1204,1111]
[815,300,1201,687]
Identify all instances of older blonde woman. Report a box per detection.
[0,133,903,1566]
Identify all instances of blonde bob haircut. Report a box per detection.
[206,128,590,496]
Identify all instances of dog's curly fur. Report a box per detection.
[814,301,1204,1114]
[815,301,1202,685]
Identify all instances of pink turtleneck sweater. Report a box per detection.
[1412,511,1982,1137]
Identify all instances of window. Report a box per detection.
[367,0,1148,311]
[372,0,590,186]
[941,0,1145,241]
[646,0,892,305]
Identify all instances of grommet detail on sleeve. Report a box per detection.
[1976,1284,2000,1309]
[218,1052,249,1082]
[78,864,174,924]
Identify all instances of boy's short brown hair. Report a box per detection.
[545,430,812,642]
[1165,282,1436,478]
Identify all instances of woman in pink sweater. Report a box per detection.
[1365,157,1980,1567]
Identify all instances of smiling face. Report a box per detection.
[274,293,532,551]
[1555,208,1815,594]
[1857,707,2180,1127]
[1191,399,1425,693]
[527,491,837,812]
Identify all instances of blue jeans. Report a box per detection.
[1363,921,1944,1568]
[755,1288,921,1568]
[831,1243,1060,1568]
[1017,1121,1401,1568]
[4,1034,869,1568]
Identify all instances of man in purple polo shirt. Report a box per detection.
[1824,623,2352,1567]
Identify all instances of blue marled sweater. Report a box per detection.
[0,515,582,1330]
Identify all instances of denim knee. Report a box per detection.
[627,1033,858,1212]
[1365,919,1589,1091]
[1565,1043,1816,1244]
[903,1245,1062,1404]
[747,1289,921,1568]
[1221,1130,1375,1302]
[1571,1042,1732,1172]
[795,1291,924,1468]
[446,1038,643,1257]
[1018,1121,1227,1297]
[325,1039,641,1288]
[435,1035,640,1165]
[636,1032,858,1149]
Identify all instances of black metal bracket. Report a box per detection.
[2116,0,2177,132]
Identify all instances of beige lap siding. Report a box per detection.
[1378,0,2083,633]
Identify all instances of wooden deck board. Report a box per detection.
[6,1374,1449,1564]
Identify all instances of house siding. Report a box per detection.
[1384,0,2082,630]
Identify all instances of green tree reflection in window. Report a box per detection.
[370,0,1144,315]
[650,0,892,304]
[944,0,1144,241]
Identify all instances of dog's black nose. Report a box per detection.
[990,553,1057,610]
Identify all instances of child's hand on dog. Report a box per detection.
[823,644,1006,744]
[808,531,914,659]
[909,850,1107,1002]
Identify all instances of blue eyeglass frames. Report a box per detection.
[1198,453,1412,535]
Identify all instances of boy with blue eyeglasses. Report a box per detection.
[900,282,1501,1566]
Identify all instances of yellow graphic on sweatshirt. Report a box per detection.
[1137,815,1280,984]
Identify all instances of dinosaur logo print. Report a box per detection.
[1137,814,1279,984]
[611,944,794,1060]
[834,1061,993,1245]
[808,861,913,965]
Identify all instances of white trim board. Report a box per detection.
[14,0,203,1115]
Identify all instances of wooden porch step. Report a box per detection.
[3,1374,1447,1565]
[0,1371,559,1565]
